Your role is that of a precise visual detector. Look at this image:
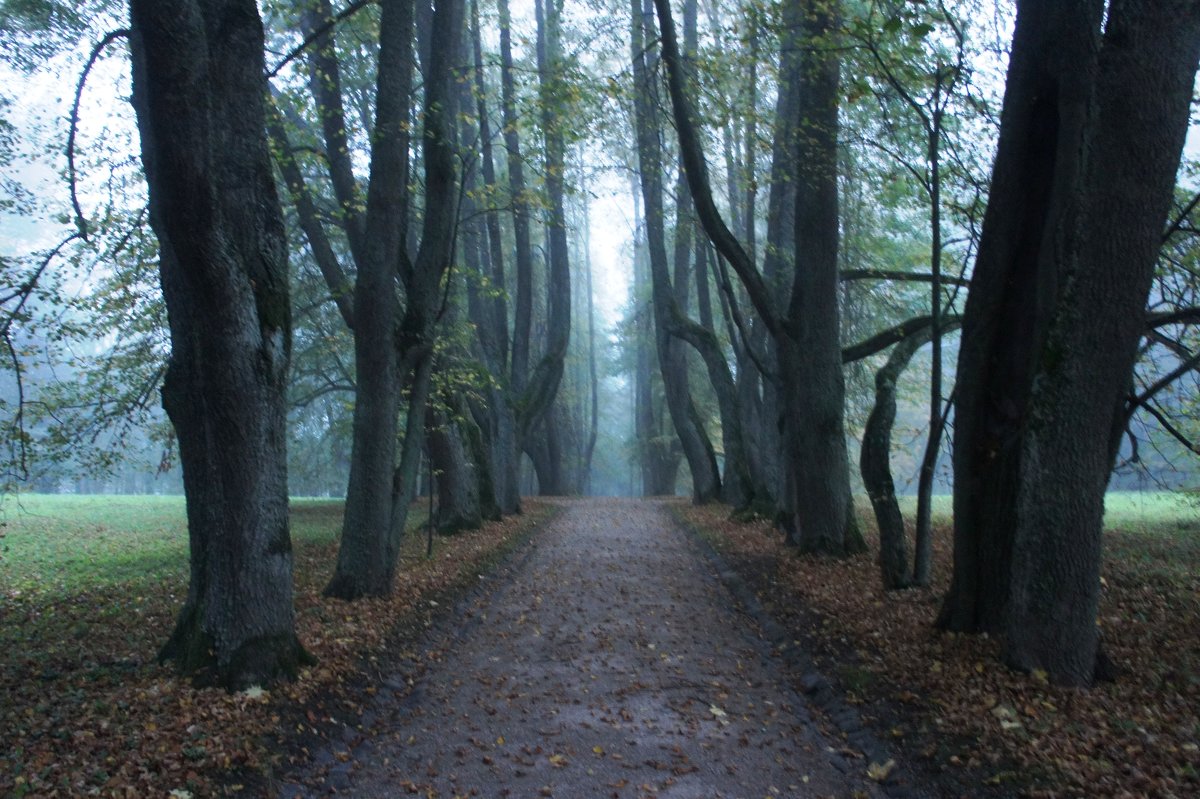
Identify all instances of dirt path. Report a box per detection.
[283,499,879,798]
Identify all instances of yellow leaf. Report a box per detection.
[549,753,568,767]
[867,760,896,782]
[593,745,605,755]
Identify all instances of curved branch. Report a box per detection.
[1146,306,1200,328]
[1139,400,1200,454]
[842,314,962,364]
[266,0,376,79]
[1127,348,1200,417]
[652,0,778,338]
[69,28,131,241]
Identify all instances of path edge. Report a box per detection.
[667,501,927,799]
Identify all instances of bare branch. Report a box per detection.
[69,29,130,241]
[840,268,971,288]
[265,0,376,79]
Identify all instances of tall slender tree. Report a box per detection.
[655,0,863,552]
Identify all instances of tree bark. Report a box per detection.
[427,401,483,534]
[1004,0,1200,685]
[654,0,859,550]
[938,0,1101,635]
[941,0,1200,685]
[631,0,720,503]
[129,0,307,688]
[861,319,961,590]
[324,0,416,600]
[518,0,572,446]
[326,0,462,599]
[499,0,535,399]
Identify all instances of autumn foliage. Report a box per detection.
[0,500,553,797]
[677,500,1200,797]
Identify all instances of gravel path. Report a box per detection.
[284,499,878,798]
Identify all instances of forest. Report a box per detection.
[1,0,1199,796]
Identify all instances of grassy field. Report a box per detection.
[893,490,1200,581]
[0,495,354,597]
[0,493,548,797]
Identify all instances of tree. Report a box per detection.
[127,0,307,688]
[629,0,720,503]
[939,0,1200,685]
[267,0,463,599]
[848,0,972,585]
[655,0,863,553]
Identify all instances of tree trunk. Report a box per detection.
[427,402,483,534]
[129,0,307,688]
[861,334,924,590]
[582,168,600,494]
[518,0,572,446]
[861,319,961,590]
[326,0,462,599]
[654,0,858,548]
[499,0,536,398]
[782,0,861,554]
[942,0,1200,685]
[324,0,415,600]
[1004,0,1200,684]
[913,114,943,587]
[466,0,520,515]
[631,0,720,503]
[938,0,1099,635]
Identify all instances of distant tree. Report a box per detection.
[656,0,864,553]
[127,0,307,687]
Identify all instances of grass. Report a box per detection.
[0,495,419,597]
[0,492,548,797]
[894,490,1198,532]
[892,490,1200,582]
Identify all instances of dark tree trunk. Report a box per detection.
[517,0,572,446]
[129,0,307,688]
[782,0,860,554]
[465,0,520,515]
[862,334,925,590]
[499,0,535,398]
[913,114,944,587]
[527,415,566,496]
[938,0,1100,635]
[324,0,415,600]
[942,0,1200,686]
[427,402,483,534]
[1004,0,1200,684]
[861,319,961,590]
[654,0,858,549]
[326,0,462,599]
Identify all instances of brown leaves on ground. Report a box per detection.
[0,501,552,798]
[677,500,1200,798]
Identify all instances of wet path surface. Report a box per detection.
[286,499,875,798]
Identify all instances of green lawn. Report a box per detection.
[889,491,1198,535]
[0,494,346,598]
[884,490,1198,583]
